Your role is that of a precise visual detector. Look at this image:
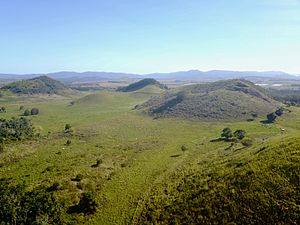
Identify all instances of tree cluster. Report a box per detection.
[221,128,246,141]
[0,117,34,142]
[266,107,284,123]
[0,180,63,225]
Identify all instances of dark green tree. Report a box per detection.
[65,124,71,130]
[23,109,30,116]
[267,113,277,123]
[234,129,246,140]
[221,127,233,140]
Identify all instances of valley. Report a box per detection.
[0,77,299,224]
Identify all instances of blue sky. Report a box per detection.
[0,0,299,74]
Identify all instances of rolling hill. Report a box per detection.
[1,76,70,95]
[138,79,279,121]
[117,78,168,93]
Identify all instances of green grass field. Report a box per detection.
[0,90,299,224]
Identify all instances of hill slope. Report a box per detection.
[1,76,69,94]
[117,78,167,93]
[139,79,278,120]
[135,135,300,224]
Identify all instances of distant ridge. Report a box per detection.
[1,76,69,95]
[0,70,298,82]
[138,79,279,121]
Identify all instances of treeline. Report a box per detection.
[269,88,300,106]
[0,179,99,225]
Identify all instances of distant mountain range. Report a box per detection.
[0,70,299,83]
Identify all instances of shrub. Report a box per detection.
[221,127,233,140]
[30,108,39,115]
[181,145,188,152]
[0,106,6,113]
[267,112,277,123]
[23,109,30,116]
[0,117,34,142]
[234,129,246,140]
[66,140,71,146]
[65,124,71,130]
[19,105,24,110]
[0,181,63,224]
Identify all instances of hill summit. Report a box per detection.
[1,76,68,95]
[117,78,167,93]
[138,79,279,121]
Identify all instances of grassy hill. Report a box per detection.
[0,82,299,224]
[139,79,279,121]
[117,78,167,93]
[1,76,69,95]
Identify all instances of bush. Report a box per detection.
[30,108,39,115]
[0,181,63,225]
[23,109,30,116]
[65,124,71,130]
[181,145,188,152]
[221,127,233,140]
[0,106,6,113]
[0,117,34,142]
[234,129,246,140]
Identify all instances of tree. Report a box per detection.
[275,108,284,116]
[65,124,71,130]
[23,109,30,116]
[221,128,233,140]
[0,106,6,113]
[234,129,246,140]
[30,108,39,115]
[267,113,277,123]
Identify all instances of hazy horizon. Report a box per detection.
[1,0,299,74]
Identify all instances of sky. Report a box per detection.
[0,0,299,74]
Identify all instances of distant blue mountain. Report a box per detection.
[0,70,298,83]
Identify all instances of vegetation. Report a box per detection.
[139,79,278,121]
[0,80,299,224]
[1,76,68,95]
[269,88,300,106]
[0,117,34,142]
[30,108,39,115]
[0,180,63,225]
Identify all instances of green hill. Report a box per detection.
[139,79,279,121]
[117,78,167,93]
[1,76,68,95]
[135,134,300,224]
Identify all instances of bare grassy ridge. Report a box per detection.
[140,79,279,121]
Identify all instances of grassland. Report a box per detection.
[0,88,299,224]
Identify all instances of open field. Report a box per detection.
[0,89,299,224]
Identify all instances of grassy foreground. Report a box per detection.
[0,90,299,224]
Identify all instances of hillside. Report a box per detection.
[1,76,69,95]
[117,78,167,93]
[139,79,278,120]
[135,135,300,225]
